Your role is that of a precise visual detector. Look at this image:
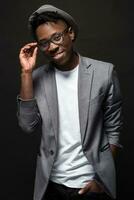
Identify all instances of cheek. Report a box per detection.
[63,38,73,51]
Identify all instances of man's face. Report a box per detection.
[35,20,75,66]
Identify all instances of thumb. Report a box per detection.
[33,47,38,57]
[78,185,90,195]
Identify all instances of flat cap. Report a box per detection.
[28,4,79,38]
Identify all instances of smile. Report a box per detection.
[52,51,64,59]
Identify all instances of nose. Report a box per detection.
[48,42,59,52]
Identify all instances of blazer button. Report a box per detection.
[50,150,54,155]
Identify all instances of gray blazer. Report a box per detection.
[17,55,122,200]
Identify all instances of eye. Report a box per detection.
[38,40,49,51]
[53,33,62,42]
[40,41,47,47]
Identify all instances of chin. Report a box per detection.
[53,56,69,66]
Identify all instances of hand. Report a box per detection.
[78,180,104,195]
[19,42,38,73]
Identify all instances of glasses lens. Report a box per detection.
[52,33,63,44]
[38,41,49,51]
[38,27,68,51]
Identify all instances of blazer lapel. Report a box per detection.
[78,56,94,143]
[40,64,59,143]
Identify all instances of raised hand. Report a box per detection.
[19,42,38,73]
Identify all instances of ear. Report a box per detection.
[68,27,75,41]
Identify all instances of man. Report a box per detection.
[17,4,123,200]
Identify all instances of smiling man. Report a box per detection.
[17,4,123,200]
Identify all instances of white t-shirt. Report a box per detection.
[50,65,95,188]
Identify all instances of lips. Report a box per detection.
[52,51,64,60]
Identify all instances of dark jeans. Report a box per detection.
[42,181,113,200]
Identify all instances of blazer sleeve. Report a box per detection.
[103,65,123,147]
[17,96,41,133]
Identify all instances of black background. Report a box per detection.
[1,0,134,199]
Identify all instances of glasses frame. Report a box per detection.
[38,27,69,51]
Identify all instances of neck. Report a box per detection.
[53,51,79,71]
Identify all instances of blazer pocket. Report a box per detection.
[89,93,104,105]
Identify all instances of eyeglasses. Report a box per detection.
[38,27,69,51]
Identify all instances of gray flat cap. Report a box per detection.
[28,4,79,38]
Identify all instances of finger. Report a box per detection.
[78,184,91,195]
[23,42,37,47]
[20,43,37,53]
[33,47,38,57]
[20,46,37,58]
[23,45,37,54]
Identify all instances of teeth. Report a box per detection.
[54,52,63,58]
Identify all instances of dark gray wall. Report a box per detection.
[1,0,133,199]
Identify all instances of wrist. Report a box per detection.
[21,70,32,76]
